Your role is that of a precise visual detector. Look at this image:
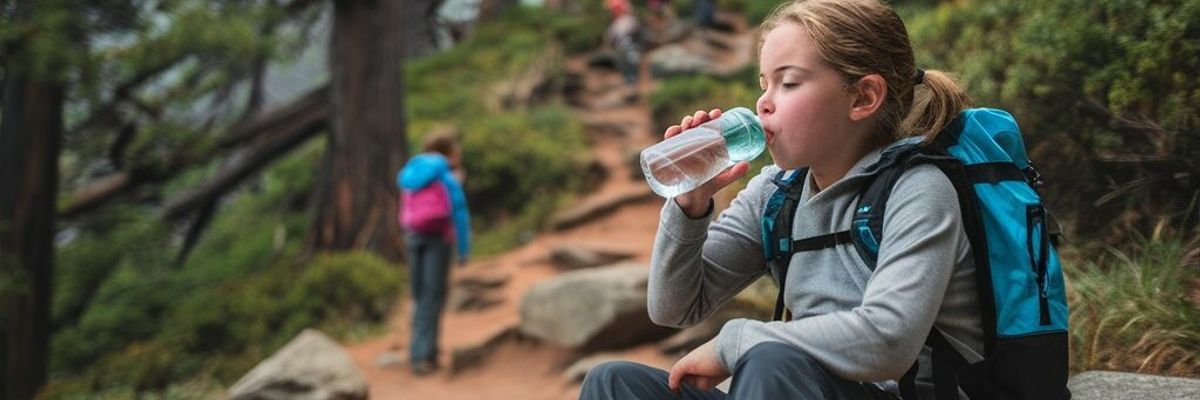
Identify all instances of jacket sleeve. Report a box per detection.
[441,171,471,261]
[646,167,773,328]
[713,165,969,381]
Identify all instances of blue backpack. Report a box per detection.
[761,108,1069,400]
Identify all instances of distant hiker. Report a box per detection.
[397,128,472,376]
[605,0,642,85]
[581,0,1069,399]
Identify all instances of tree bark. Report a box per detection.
[0,28,63,400]
[405,0,444,57]
[310,0,407,261]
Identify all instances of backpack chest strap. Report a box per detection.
[792,230,855,252]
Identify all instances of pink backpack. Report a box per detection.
[399,181,452,235]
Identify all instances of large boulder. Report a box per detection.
[1067,371,1200,400]
[227,329,367,400]
[519,263,676,351]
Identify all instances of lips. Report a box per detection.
[763,126,777,145]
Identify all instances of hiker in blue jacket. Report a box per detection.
[583,0,984,398]
[397,130,471,376]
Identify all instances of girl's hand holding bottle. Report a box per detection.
[660,108,754,218]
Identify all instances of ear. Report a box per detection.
[848,74,887,122]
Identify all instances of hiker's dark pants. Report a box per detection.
[406,232,451,366]
[579,342,898,400]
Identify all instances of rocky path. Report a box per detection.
[343,17,755,400]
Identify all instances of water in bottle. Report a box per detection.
[640,107,765,198]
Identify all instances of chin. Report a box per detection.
[765,150,792,169]
[771,156,808,172]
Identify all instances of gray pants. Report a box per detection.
[580,342,898,399]
[406,232,451,366]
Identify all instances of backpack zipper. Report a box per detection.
[1027,204,1051,325]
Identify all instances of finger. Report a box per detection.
[707,161,751,189]
[667,367,682,393]
[672,360,691,391]
[664,125,682,139]
[681,115,693,129]
[692,110,707,125]
[709,107,723,118]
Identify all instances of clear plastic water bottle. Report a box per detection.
[640,107,765,198]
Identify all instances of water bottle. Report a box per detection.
[640,107,765,198]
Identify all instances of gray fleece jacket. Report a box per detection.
[648,148,984,383]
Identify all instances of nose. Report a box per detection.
[756,93,773,118]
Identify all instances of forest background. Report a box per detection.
[0,0,1196,398]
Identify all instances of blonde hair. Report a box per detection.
[760,0,971,142]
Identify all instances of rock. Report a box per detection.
[455,271,511,290]
[549,244,635,271]
[1067,371,1200,400]
[449,288,504,312]
[548,187,657,231]
[227,329,367,400]
[563,353,626,383]
[518,263,677,351]
[450,271,510,312]
[450,325,520,375]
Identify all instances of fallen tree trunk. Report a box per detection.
[60,86,330,219]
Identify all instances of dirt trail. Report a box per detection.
[344,19,755,400]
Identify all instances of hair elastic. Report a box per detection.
[914,69,926,85]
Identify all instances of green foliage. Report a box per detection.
[907,0,1199,239]
[549,2,611,55]
[48,144,404,396]
[458,106,589,222]
[46,251,404,397]
[1066,233,1200,376]
[649,65,761,133]
[407,6,591,234]
[0,0,86,81]
[716,0,789,25]
[61,0,293,189]
[52,210,176,372]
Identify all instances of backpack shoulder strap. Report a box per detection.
[849,137,950,270]
[762,168,806,321]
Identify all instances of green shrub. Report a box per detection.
[48,142,402,395]
[46,251,405,397]
[907,0,1200,240]
[457,105,589,223]
[51,239,176,374]
[649,66,760,133]
[407,6,592,241]
[1066,233,1200,376]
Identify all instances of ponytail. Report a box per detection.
[900,69,971,142]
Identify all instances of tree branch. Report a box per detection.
[59,86,329,219]
[70,55,188,135]
[160,91,329,220]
